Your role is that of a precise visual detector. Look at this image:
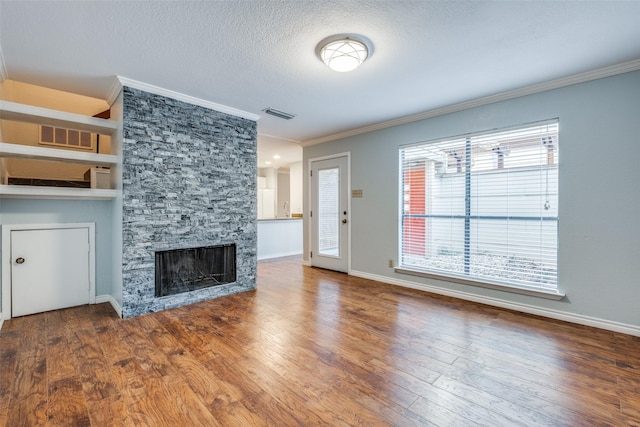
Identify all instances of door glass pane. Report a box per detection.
[318,167,340,256]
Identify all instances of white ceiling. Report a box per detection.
[2,1,640,165]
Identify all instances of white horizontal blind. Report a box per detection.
[400,121,559,291]
[318,167,340,257]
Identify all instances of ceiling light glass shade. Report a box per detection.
[320,38,368,72]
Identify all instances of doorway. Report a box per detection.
[310,154,349,273]
[2,223,95,319]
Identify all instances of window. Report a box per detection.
[399,120,559,294]
[318,167,340,256]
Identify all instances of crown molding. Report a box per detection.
[0,45,8,82]
[106,77,122,106]
[108,76,261,121]
[301,58,640,147]
[257,132,301,144]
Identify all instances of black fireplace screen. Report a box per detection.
[155,244,236,297]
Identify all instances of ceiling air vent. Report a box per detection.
[263,107,296,120]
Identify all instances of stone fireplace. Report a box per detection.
[120,86,257,318]
[155,244,236,297]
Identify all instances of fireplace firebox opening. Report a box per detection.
[155,243,236,297]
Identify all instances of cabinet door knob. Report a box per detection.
[16,257,25,264]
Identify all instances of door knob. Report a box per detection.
[15,257,25,264]
[342,219,348,224]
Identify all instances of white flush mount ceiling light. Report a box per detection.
[318,35,372,73]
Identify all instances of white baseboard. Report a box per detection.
[257,250,303,261]
[95,294,123,318]
[349,270,640,337]
[0,297,123,326]
[302,260,311,267]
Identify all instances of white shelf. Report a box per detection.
[0,100,119,135]
[0,101,120,200]
[0,185,117,200]
[0,142,117,166]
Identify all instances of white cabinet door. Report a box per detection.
[11,227,90,317]
[258,188,275,219]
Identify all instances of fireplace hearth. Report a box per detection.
[155,244,236,297]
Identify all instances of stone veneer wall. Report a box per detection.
[121,86,257,318]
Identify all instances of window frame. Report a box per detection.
[396,120,564,300]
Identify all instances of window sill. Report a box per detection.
[394,267,566,301]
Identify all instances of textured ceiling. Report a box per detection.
[2,0,640,159]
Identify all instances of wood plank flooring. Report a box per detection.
[1,256,639,426]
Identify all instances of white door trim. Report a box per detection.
[308,152,351,273]
[1,222,96,320]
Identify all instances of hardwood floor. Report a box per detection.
[1,256,639,426]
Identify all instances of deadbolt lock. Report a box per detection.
[15,257,25,264]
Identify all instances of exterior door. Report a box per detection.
[11,227,90,317]
[310,155,349,272]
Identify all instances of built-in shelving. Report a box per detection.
[0,100,118,135]
[0,100,120,200]
[0,185,117,200]
[0,142,117,166]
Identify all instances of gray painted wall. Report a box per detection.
[0,199,114,306]
[121,86,257,317]
[304,70,640,327]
